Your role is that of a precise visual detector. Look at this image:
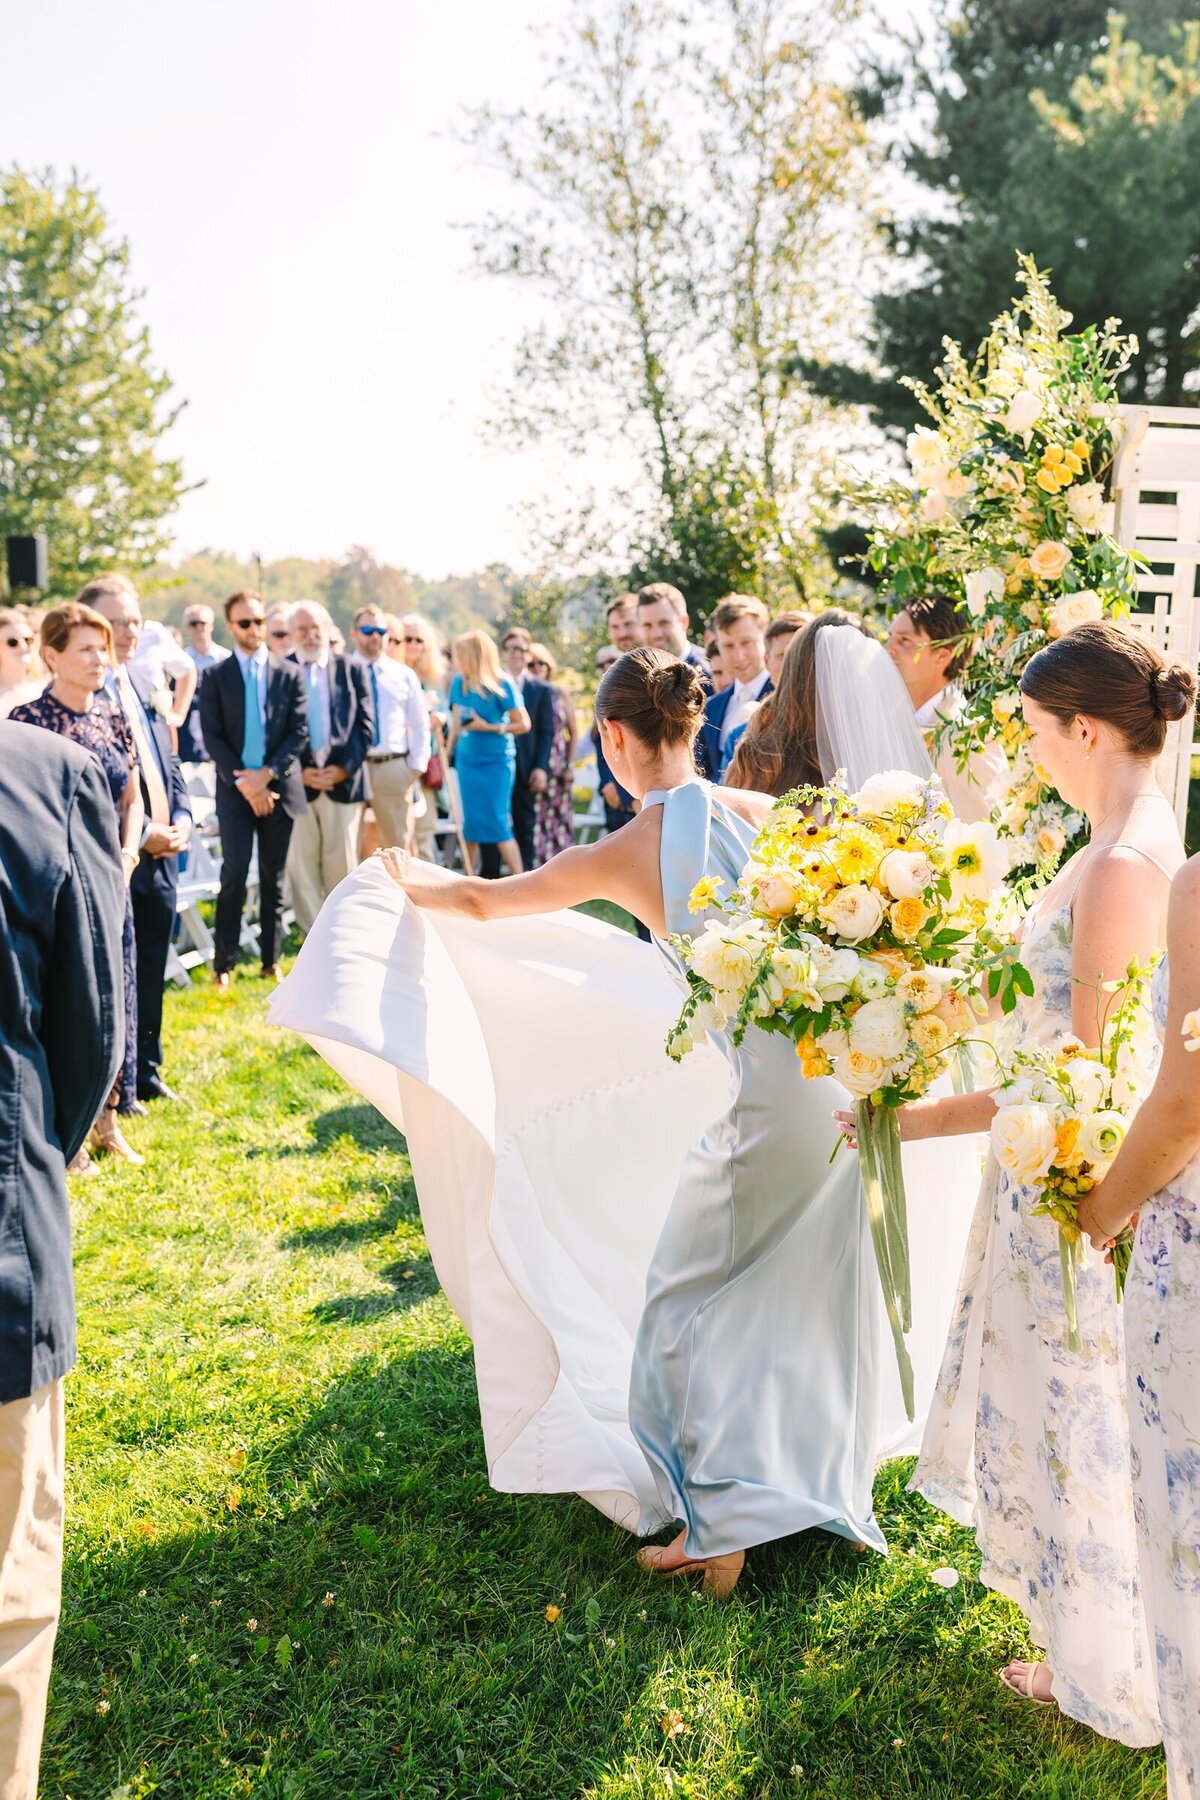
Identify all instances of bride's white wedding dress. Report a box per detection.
[269,629,984,1539]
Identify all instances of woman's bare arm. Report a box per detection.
[1078,857,1200,1244]
[1070,844,1173,1045]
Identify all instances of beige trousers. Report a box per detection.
[411,780,438,860]
[286,791,364,935]
[366,756,414,851]
[0,1381,65,1800]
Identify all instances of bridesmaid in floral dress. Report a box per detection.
[1080,850,1200,1798]
[843,624,1191,1740]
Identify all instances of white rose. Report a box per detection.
[834,1045,890,1100]
[757,872,803,916]
[1061,1057,1107,1116]
[906,426,951,487]
[920,487,949,525]
[818,884,886,944]
[1078,1109,1128,1167]
[1048,589,1103,639]
[964,567,1004,619]
[1003,389,1043,438]
[809,943,862,1001]
[1065,481,1105,533]
[850,996,908,1061]
[990,1104,1059,1184]
[853,770,927,817]
[878,848,935,901]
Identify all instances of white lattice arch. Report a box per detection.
[1112,404,1200,829]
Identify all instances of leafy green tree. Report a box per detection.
[805,2,1200,434]
[468,0,874,626]
[0,167,188,594]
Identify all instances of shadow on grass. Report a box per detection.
[310,1254,438,1324]
[248,1103,409,1164]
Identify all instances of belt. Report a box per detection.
[367,750,409,763]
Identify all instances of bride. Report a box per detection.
[271,628,980,1592]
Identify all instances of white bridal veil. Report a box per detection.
[815,624,933,790]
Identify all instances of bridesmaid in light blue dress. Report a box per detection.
[387,645,889,1594]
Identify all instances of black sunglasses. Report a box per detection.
[4,635,33,649]
[231,616,265,629]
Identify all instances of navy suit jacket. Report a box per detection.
[123,673,192,899]
[695,678,773,780]
[200,653,309,818]
[297,654,374,805]
[515,676,555,783]
[0,723,125,1402]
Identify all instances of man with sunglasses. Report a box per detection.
[199,592,308,987]
[265,607,294,657]
[351,605,430,852]
[178,605,230,762]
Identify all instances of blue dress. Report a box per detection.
[451,674,519,845]
[628,780,886,1557]
[10,689,139,1110]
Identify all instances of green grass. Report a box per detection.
[43,968,1167,1799]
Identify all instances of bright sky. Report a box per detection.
[5,0,929,579]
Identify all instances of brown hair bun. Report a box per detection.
[1150,662,1196,723]
[595,645,706,749]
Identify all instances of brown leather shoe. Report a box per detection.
[213,970,232,992]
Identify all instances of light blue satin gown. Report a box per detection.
[629,781,886,1557]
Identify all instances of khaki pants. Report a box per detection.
[286,791,364,935]
[0,1381,65,1800]
[366,756,414,851]
[411,781,438,860]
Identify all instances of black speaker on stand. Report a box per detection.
[5,534,49,594]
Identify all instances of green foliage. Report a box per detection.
[0,167,188,594]
[44,972,1167,1796]
[814,1,1200,433]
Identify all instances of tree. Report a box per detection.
[0,167,188,594]
[468,0,875,625]
[804,2,1200,434]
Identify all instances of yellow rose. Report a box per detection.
[1029,540,1072,582]
[889,897,929,941]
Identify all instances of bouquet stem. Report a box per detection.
[1059,1233,1083,1353]
[857,1101,915,1422]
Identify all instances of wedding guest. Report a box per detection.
[199,591,308,988]
[704,637,729,694]
[886,594,1006,822]
[178,603,230,761]
[127,617,196,735]
[0,607,43,717]
[636,583,711,680]
[527,643,578,864]
[873,622,1190,1736]
[399,613,449,861]
[448,630,530,876]
[88,585,192,1105]
[764,609,811,686]
[10,605,144,1165]
[286,601,373,935]
[606,593,644,653]
[265,606,294,657]
[500,627,555,871]
[351,604,430,851]
[1079,845,1200,1800]
[694,594,770,779]
[725,609,865,795]
[0,719,124,1800]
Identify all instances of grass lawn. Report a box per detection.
[43,964,1167,1799]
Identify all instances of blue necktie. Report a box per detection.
[242,659,265,768]
[370,665,381,748]
[308,664,328,755]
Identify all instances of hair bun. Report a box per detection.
[1151,662,1197,722]
[650,658,704,723]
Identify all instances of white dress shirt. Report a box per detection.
[915,685,1008,824]
[355,652,430,774]
[233,644,270,714]
[719,668,771,747]
[130,618,193,695]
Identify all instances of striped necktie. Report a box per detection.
[116,667,171,825]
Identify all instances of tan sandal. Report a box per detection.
[999,1660,1055,1706]
[89,1116,145,1168]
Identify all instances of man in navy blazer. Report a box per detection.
[0,721,124,1794]
[84,582,193,1104]
[286,600,374,933]
[199,590,308,985]
[500,626,556,870]
[694,594,773,780]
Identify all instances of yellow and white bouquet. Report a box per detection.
[990,960,1157,1349]
[667,769,1024,1416]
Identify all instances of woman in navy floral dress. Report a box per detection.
[11,603,146,1167]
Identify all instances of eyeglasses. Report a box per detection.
[4,635,33,649]
[358,624,389,637]
[530,662,550,674]
[231,616,265,629]
[403,635,425,645]
[267,628,290,639]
